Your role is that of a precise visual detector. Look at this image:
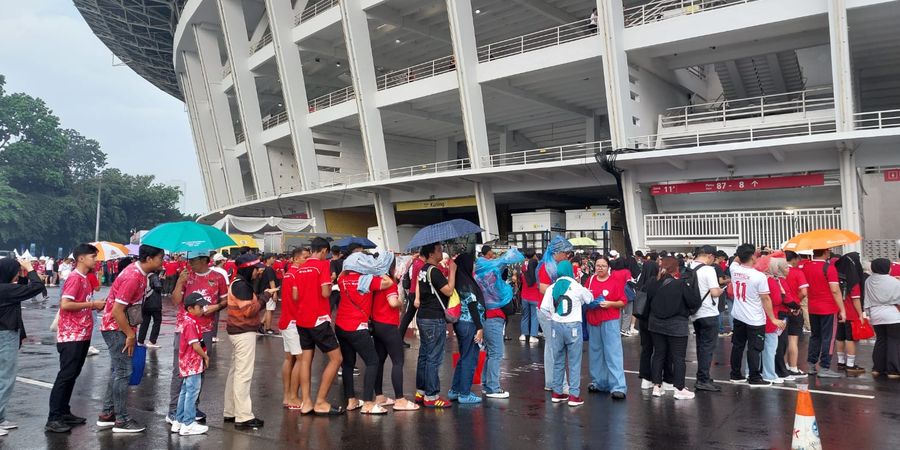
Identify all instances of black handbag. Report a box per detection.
[632,290,649,320]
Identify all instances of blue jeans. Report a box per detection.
[415,318,446,397]
[762,332,778,380]
[537,313,557,389]
[551,321,583,397]
[101,330,133,423]
[718,298,734,332]
[482,317,505,393]
[588,320,627,393]
[452,320,478,394]
[176,374,202,425]
[0,330,19,422]
[520,302,539,337]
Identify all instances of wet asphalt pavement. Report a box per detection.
[3,286,899,449]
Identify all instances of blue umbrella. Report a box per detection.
[334,236,377,249]
[406,219,484,251]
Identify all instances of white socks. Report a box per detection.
[847,355,856,368]
[837,352,846,364]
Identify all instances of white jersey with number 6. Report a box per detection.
[729,261,770,327]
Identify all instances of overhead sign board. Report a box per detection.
[395,196,477,211]
[651,174,825,196]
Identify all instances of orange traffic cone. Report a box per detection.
[791,384,822,450]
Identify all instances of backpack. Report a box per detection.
[681,263,711,314]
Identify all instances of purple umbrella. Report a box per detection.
[126,244,140,256]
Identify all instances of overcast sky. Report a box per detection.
[0,1,205,214]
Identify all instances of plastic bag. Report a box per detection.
[475,247,524,310]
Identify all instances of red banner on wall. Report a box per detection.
[650,173,825,196]
[884,169,900,182]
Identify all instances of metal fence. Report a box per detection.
[624,0,755,27]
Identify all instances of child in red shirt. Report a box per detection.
[173,293,210,436]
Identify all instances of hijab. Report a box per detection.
[454,253,485,306]
[866,258,900,307]
[551,260,575,305]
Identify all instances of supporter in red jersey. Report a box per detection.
[782,251,809,376]
[46,244,106,433]
[98,244,164,433]
[294,237,344,416]
[583,256,627,398]
[519,251,542,342]
[370,258,416,410]
[278,247,309,409]
[891,251,900,279]
[800,249,846,377]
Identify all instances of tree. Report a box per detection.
[62,128,107,182]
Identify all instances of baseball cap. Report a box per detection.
[183,292,210,308]
[185,250,211,260]
[236,253,265,269]
[608,250,620,259]
[212,253,226,262]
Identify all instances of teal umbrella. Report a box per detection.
[141,221,236,253]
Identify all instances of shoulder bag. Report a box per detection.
[427,267,461,323]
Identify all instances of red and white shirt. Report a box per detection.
[800,260,840,315]
[58,269,94,342]
[372,284,400,326]
[176,271,228,334]
[785,266,809,304]
[101,263,148,332]
[294,259,333,328]
[279,266,300,329]
[584,273,626,325]
[178,314,205,377]
[335,272,383,331]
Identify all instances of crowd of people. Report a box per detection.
[0,236,898,438]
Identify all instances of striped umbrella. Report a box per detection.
[91,241,130,261]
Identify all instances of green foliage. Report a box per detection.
[0,74,191,254]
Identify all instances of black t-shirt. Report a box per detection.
[417,263,449,320]
[257,266,277,295]
[330,258,344,280]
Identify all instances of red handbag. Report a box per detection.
[850,319,875,341]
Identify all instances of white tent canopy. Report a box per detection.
[14,250,34,260]
[211,214,316,234]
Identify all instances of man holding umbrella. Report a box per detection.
[166,250,228,425]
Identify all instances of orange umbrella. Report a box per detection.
[782,229,861,252]
[91,241,130,261]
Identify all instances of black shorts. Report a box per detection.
[835,321,855,342]
[298,322,340,352]
[787,313,804,336]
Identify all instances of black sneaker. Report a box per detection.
[195,410,207,423]
[235,417,264,429]
[61,414,87,425]
[610,391,626,400]
[587,384,603,393]
[224,416,235,423]
[44,420,72,433]
[112,419,146,433]
[748,379,772,387]
[402,341,411,348]
[694,381,722,392]
[96,412,116,427]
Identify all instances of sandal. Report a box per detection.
[377,398,395,407]
[285,404,304,410]
[392,401,420,411]
[360,404,388,415]
[313,405,346,416]
[347,399,364,411]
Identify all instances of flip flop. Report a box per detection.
[377,398,395,407]
[346,399,364,411]
[392,401,420,411]
[285,404,304,410]
[313,406,345,416]
[360,404,388,415]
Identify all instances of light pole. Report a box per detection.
[94,175,102,242]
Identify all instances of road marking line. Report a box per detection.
[16,376,53,389]
[622,370,875,399]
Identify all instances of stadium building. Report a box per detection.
[76,0,900,255]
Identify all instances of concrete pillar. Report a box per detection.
[373,193,400,251]
[217,0,276,197]
[265,0,319,189]
[585,115,606,142]
[307,199,327,233]
[838,146,862,251]
[178,56,222,209]
[436,137,455,162]
[340,1,390,180]
[499,129,514,154]
[828,0,855,132]
[445,0,491,168]
[193,25,245,205]
[597,0,631,149]
[621,170,645,251]
[474,180,500,243]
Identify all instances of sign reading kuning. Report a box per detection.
[395,196,477,212]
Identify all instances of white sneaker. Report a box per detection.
[87,346,100,356]
[485,389,510,399]
[640,379,654,390]
[0,420,17,430]
[663,382,675,391]
[518,335,526,342]
[783,375,796,382]
[145,343,161,349]
[0,429,7,436]
[674,388,695,400]
[764,377,785,384]
[170,422,181,433]
[652,385,664,397]
[179,422,208,436]
[529,337,539,344]
[630,327,639,335]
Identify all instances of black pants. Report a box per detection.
[650,333,688,389]
[638,318,654,381]
[399,302,417,342]
[692,316,719,384]
[730,319,765,382]
[873,323,900,374]
[48,341,90,421]
[335,327,379,402]
[371,321,404,398]
[138,309,162,344]
[808,313,836,369]
[775,312,791,377]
